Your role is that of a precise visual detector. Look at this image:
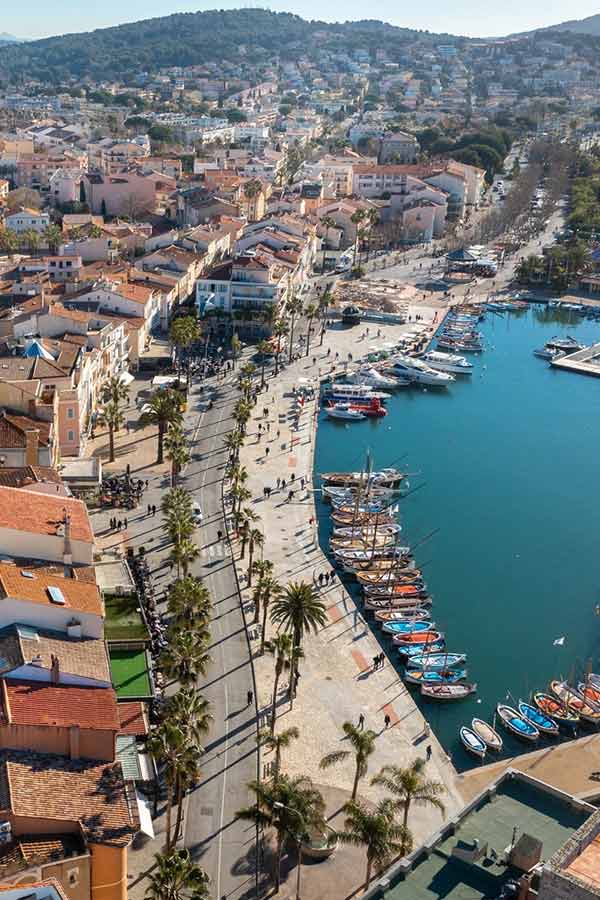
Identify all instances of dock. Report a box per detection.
[551,342,600,377]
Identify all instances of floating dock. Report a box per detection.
[551,342,600,377]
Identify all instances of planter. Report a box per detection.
[301,825,338,860]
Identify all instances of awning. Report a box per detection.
[119,371,135,386]
[136,788,155,839]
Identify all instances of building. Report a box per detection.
[378,131,419,165]
[4,209,50,236]
[0,488,94,565]
[539,807,600,899]
[0,413,57,469]
[82,170,175,218]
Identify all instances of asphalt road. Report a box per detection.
[179,371,260,900]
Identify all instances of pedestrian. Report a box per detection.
[263,486,268,498]
[384,714,391,729]
[276,429,280,440]
[318,573,324,587]
[152,504,156,517]
[281,478,286,490]
[358,713,365,730]
[145,480,149,490]
[266,422,270,433]
[147,504,151,517]
[276,477,281,489]
[379,652,385,670]
[126,422,130,435]
[247,690,254,707]
[117,519,122,530]
[312,357,316,366]
[426,744,432,761]
[258,423,262,433]
[217,529,223,542]
[288,489,294,502]
[324,573,330,586]
[291,473,295,482]
[265,447,270,457]
[300,477,305,489]
[330,569,336,582]
[124,518,128,530]
[327,347,331,357]
[372,655,379,670]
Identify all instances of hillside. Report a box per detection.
[545,13,600,35]
[0,10,449,85]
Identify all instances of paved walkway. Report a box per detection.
[233,314,463,898]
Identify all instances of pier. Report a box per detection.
[551,342,600,376]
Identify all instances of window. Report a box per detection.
[67,430,75,442]
[67,407,74,418]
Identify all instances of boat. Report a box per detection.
[460,726,487,759]
[346,398,388,418]
[326,402,365,421]
[578,682,600,709]
[518,700,559,736]
[323,485,395,504]
[323,383,391,403]
[550,680,600,724]
[321,468,406,489]
[532,692,579,729]
[471,718,503,751]
[332,497,394,515]
[392,630,444,647]
[347,366,400,390]
[331,511,396,527]
[436,337,483,353]
[334,545,410,565]
[341,556,413,575]
[533,347,563,360]
[421,350,473,375]
[332,524,403,539]
[364,595,432,612]
[496,704,539,741]
[400,639,446,659]
[363,582,425,599]
[406,652,467,669]
[405,668,467,686]
[545,336,584,353]
[382,620,434,635]
[388,355,455,386]
[331,533,397,550]
[357,568,422,586]
[421,682,477,701]
[375,609,431,625]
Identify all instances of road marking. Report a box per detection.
[216,644,230,899]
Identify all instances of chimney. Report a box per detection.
[69,725,80,760]
[50,654,60,685]
[62,507,72,566]
[24,428,39,466]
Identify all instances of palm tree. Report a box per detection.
[270,581,327,697]
[240,361,256,380]
[160,630,211,686]
[321,215,336,273]
[243,177,262,220]
[264,633,303,734]
[250,558,273,622]
[236,775,325,893]
[366,208,380,261]
[318,289,333,346]
[164,686,213,746]
[147,721,187,851]
[320,722,377,801]
[272,319,289,376]
[140,389,184,464]
[172,739,203,844]
[21,228,39,253]
[164,423,190,486]
[167,577,211,627]
[351,209,366,267]
[258,726,300,781]
[338,799,411,888]
[256,339,271,388]
[44,224,63,253]
[303,303,318,357]
[232,398,252,434]
[286,294,303,363]
[224,430,244,462]
[145,849,210,900]
[99,375,129,462]
[246,528,264,583]
[170,537,200,578]
[258,575,283,653]
[0,228,18,253]
[170,316,200,384]
[371,759,446,852]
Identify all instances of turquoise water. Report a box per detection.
[315,307,600,769]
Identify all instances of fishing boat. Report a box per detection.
[436,337,483,353]
[334,545,410,565]
[331,511,396,528]
[332,524,403,539]
[374,609,431,624]
[364,595,431,612]
[332,498,394,515]
[405,668,467,686]
[421,350,473,375]
[578,682,600,709]
[388,355,455,386]
[496,704,539,741]
[460,726,487,759]
[346,366,400,390]
[331,533,397,550]
[471,718,503,752]
[392,629,444,647]
[421,682,477,701]
[323,485,395,504]
[400,639,446,659]
[363,582,426,599]
[323,384,391,403]
[545,336,584,353]
[518,700,559,736]
[381,620,434,635]
[533,347,563,360]
[325,402,365,421]
[321,468,406,489]
[406,652,467,669]
[532,692,579,729]
[550,680,600,724]
[341,556,413,575]
[357,568,422,586]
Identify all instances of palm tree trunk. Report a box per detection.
[305,319,312,356]
[261,359,265,388]
[366,855,373,887]
[108,425,115,463]
[173,777,185,845]
[157,422,165,464]
[270,665,281,734]
[164,773,175,851]
[253,586,261,624]
[401,801,410,854]
[288,316,295,363]
[275,745,281,781]
[275,336,282,376]
[247,546,254,584]
[260,599,269,652]
[274,832,283,892]
[351,760,361,801]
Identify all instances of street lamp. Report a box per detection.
[273,802,305,900]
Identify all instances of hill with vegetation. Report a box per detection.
[0,10,460,85]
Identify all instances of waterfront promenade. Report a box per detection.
[233,308,464,898]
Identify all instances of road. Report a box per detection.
[180,370,260,900]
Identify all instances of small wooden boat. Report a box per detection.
[405,668,467,686]
[364,595,432,612]
[471,718,503,752]
[400,639,445,658]
[407,652,467,670]
[321,468,406,489]
[421,682,477,702]
[393,629,443,647]
[382,619,434,634]
[332,524,402,540]
[578,682,600,709]
[532,692,579,729]
[550,680,600,724]
[518,700,559,736]
[324,485,395,504]
[460,726,486,759]
[374,609,430,624]
[331,511,395,527]
[331,534,397,551]
[496,704,539,741]
[357,568,421,586]
[351,558,414,576]
[363,583,426,599]
[332,499,394,516]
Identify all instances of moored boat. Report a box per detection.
[332,524,403,540]
[405,668,467,686]
[518,700,559,736]
[406,652,467,669]
[382,619,434,635]
[393,629,444,647]
[388,355,455,386]
[374,609,431,624]
[422,350,473,375]
[550,680,600,724]
[496,704,539,741]
[421,682,477,701]
[364,595,431,612]
[325,402,365,421]
[363,582,425,599]
[532,692,579,729]
[321,468,406,489]
[399,639,445,659]
[460,725,486,759]
[346,366,400,390]
[471,718,503,751]
[357,567,422,586]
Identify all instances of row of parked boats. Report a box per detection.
[321,465,478,702]
[459,677,600,759]
[435,310,485,354]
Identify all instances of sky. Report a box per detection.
[7,0,600,40]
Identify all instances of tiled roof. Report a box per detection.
[117,701,149,737]
[0,563,103,616]
[0,467,61,490]
[0,750,138,847]
[0,413,52,449]
[2,680,119,730]
[0,624,111,684]
[0,832,85,877]
[0,487,93,543]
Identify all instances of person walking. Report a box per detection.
[217,529,223,542]
[384,714,391,729]
[358,713,365,730]
[276,477,281,489]
[147,504,151,517]
[372,655,379,670]
[426,744,432,761]
[117,519,122,531]
[152,504,156,517]
[318,573,324,588]
[123,517,128,530]
[287,489,294,502]
[247,690,254,707]
[330,569,336,582]
[265,447,270,457]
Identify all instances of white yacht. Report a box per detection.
[389,355,455,386]
[325,402,366,421]
[325,383,391,402]
[422,350,473,375]
[347,366,399,390]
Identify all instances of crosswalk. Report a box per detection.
[199,541,231,561]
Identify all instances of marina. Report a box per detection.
[315,305,600,769]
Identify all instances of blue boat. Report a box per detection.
[382,620,434,635]
[404,668,467,686]
[398,639,445,659]
[518,700,559,736]
[496,704,539,742]
[406,652,466,669]
[460,726,486,759]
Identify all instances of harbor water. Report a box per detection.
[314,306,600,769]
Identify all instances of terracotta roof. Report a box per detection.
[0,467,61,489]
[0,750,138,847]
[0,487,93,543]
[0,833,85,878]
[117,701,149,737]
[0,563,103,616]
[0,625,111,684]
[1,680,119,730]
[0,413,52,449]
